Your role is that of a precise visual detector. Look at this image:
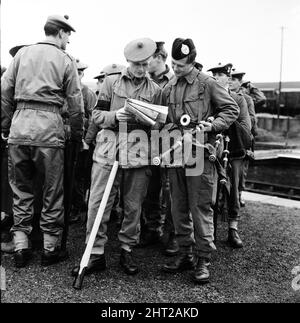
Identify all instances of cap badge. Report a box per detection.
[181,44,190,55]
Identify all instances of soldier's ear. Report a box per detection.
[58,29,64,39]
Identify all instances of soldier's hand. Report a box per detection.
[64,125,71,141]
[116,108,132,122]
[199,121,213,132]
[82,140,89,150]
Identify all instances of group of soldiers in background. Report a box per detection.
[1,14,266,284]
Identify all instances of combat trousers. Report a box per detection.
[1,140,13,215]
[72,149,89,211]
[239,159,249,192]
[8,145,64,237]
[86,162,151,254]
[161,169,174,237]
[228,158,244,221]
[142,166,162,234]
[169,159,217,259]
[141,167,174,237]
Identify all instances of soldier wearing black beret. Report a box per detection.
[162,38,239,284]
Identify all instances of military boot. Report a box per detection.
[193,257,210,284]
[164,233,179,256]
[228,229,243,248]
[137,230,162,247]
[1,240,15,254]
[69,207,81,224]
[14,249,32,268]
[71,254,106,276]
[163,252,195,273]
[41,248,69,266]
[120,249,138,275]
[239,193,246,207]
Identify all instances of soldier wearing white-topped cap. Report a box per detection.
[208,63,252,249]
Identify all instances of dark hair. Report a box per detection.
[186,48,197,64]
[194,62,203,71]
[232,75,243,82]
[154,48,168,61]
[44,22,68,36]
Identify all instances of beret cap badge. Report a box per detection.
[181,44,190,55]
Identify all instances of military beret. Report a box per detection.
[93,63,126,79]
[154,41,168,58]
[207,63,233,76]
[231,69,246,78]
[75,59,88,70]
[171,38,196,60]
[124,38,156,62]
[46,14,75,32]
[9,45,28,57]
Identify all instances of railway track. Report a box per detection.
[245,179,300,201]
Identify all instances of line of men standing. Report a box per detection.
[1,13,264,285]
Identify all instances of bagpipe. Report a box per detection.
[149,112,231,241]
[213,119,252,241]
[213,135,231,241]
[152,114,226,176]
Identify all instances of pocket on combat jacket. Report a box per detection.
[168,96,184,122]
[183,94,203,120]
[183,83,206,121]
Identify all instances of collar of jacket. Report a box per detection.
[169,67,198,86]
[36,40,61,49]
[121,67,152,82]
[151,64,173,81]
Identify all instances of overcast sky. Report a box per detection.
[1,0,300,84]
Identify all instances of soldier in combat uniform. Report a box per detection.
[1,14,84,267]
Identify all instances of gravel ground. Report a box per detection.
[1,201,299,303]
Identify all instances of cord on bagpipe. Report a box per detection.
[213,135,231,241]
[152,113,231,242]
[152,115,220,167]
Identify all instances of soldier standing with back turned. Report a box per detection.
[1,14,84,268]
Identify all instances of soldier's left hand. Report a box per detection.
[82,140,89,150]
[199,121,212,132]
